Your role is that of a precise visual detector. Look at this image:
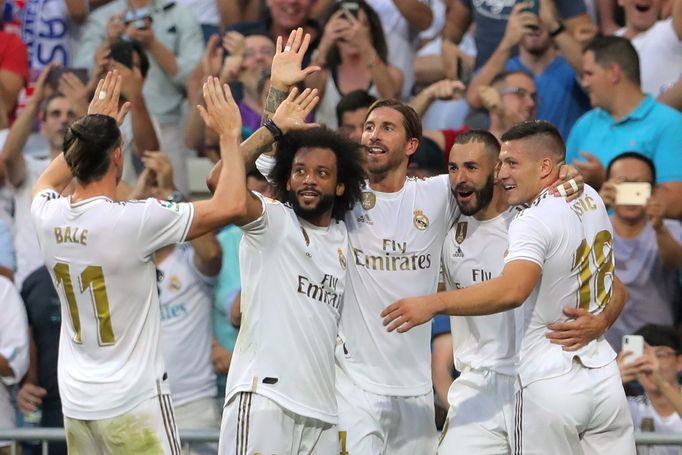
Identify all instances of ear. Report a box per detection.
[113,146,123,166]
[286,179,291,192]
[405,138,420,158]
[336,182,345,197]
[539,157,554,180]
[608,63,621,84]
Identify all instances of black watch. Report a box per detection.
[549,22,566,38]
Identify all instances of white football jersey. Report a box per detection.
[158,244,217,407]
[441,209,523,376]
[337,175,459,396]
[31,190,194,420]
[225,193,349,424]
[504,186,616,387]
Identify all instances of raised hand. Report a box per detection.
[197,76,242,138]
[111,61,144,102]
[88,71,131,125]
[31,64,57,106]
[270,27,320,90]
[58,71,90,116]
[271,87,320,133]
[141,151,174,197]
[425,79,466,101]
[501,2,539,48]
[202,33,225,78]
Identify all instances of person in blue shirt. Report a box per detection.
[566,35,682,218]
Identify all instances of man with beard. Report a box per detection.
[218,124,367,452]
[436,129,627,453]
[466,2,588,138]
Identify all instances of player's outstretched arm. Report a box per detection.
[382,260,541,333]
[206,87,320,192]
[188,77,250,239]
[546,276,628,351]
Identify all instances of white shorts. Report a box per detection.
[218,392,338,455]
[438,368,515,454]
[336,365,438,455]
[516,360,635,455]
[64,391,182,455]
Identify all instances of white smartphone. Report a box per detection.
[615,182,651,206]
[622,334,644,364]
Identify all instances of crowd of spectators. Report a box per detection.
[0,0,681,452]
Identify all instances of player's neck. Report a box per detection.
[612,215,647,239]
[473,187,508,221]
[299,210,333,228]
[70,175,119,204]
[368,166,407,193]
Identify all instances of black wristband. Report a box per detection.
[549,22,566,38]
[263,118,283,141]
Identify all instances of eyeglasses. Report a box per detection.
[499,87,538,103]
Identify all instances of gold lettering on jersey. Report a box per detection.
[570,196,598,221]
[455,221,468,244]
[413,210,429,230]
[54,226,88,245]
[361,191,376,210]
[297,274,341,310]
[338,249,347,270]
[353,238,432,272]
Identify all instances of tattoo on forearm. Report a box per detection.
[262,86,288,125]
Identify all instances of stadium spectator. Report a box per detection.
[0,27,28,129]
[615,0,682,96]
[384,120,636,454]
[0,275,29,455]
[336,89,376,143]
[17,266,66,455]
[442,0,592,71]
[478,70,537,139]
[618,324,682,454]
[29,71,247,453]
[128,150,223,454]
[0,67,78,291]
[306,0,402,129]
[466,2,589,138]
[0,220,15,282]
[600,153,682,351]
[74,0,203,194]
[566,36,682,218]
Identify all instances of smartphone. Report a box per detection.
[622,335,644,364]
[517,0,539,16]
[48,67,89,90]
[615,182,651,206]
[340,1,360,17]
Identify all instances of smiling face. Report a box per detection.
[361,106,417,178]
[619,0,660,33]
[41,96,77,155]
[498,73,537,125]
[240,35,275,87]
[448,141,496,216]
[266,0,314,31]
[286,147,344,223]
[498,138,545,205]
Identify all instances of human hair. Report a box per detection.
[606,152,656,183]
[584,35,640,86]
[269,127,366,221]
[366,99,422,140]
[636,324,682,354]
[336,90,377,125]
[490,70,534,89]
[500,120,565,161]
[39,93,67,120]
[63,114,121,184]
[453,129,501,157]
[324,0,388,68]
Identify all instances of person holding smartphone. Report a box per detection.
[600,152,682,352]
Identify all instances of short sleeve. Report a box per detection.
[136,198,194,258]
[255,154,276,184]
[565,116,586,163]
[505,212,552,268]
[431,315,451,340]
[30,189,61,226]
[0,277,29,385]
[239,192,289,248]
[0,219,16,271]
[0,33,29,82]
[653,116,682,183]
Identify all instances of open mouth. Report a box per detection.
[634,2,651,12]
[456,189,474,202]
[366,145,387,156]
[298,190,320,202]
[503,184,517,192]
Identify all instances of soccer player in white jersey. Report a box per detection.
[438,129,628,454]
[383,120,636,454]
[29,72,251,454]
[216,124,366,452]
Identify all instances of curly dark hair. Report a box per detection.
[269,127,367,221]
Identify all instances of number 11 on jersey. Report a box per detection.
[53,262,115,345]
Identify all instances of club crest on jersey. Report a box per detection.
[413,210,429,230]
[338,249,347,270]
[361,191,376,210]
[169,275,182,292]
[455,221,468,244]
[155,199,179,212]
